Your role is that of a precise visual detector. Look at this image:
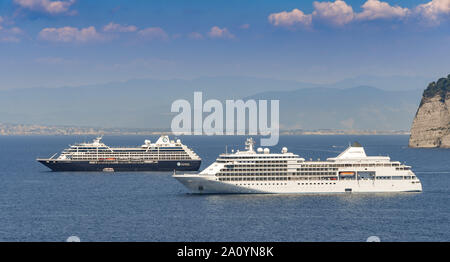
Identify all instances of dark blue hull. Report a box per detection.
[37,159,201,172]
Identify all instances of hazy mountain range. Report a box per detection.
[247,86,422,130]
[0,76,427,131]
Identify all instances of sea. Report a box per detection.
[0,135,449,242]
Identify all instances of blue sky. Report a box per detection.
[0,0,449,90]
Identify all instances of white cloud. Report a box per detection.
[103,22,137,33]
[137,27,169,41]
[0,16,5,31]
[35,56,76,65]
[0,36,20,43]
[188,32,204,40]
[240,24,250,29]
[268,0,416,28]
[268,8,312,28]
[0,17,23,43]
[171,33,182,40]
[267,0,449,29]
[14,0,76,15]
[9,27,23,35]
[356,0,410,21]
[208,26,235,39]
[312,0,355,26]
[416,0,450,25]
[38,26,103,43]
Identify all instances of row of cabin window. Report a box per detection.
[223,168,288,172]
[299,167,339,171]
[229,164,288,167]
[232,182,341,186]
[219,176,338,181]
[70,152,189,156]
[237,183,289,186]
[219,162,404,168]
[68,149,186,152]
[220,156,297,159]
[219,177,291,181]
[234,160,289,164]
[302,163,401,167]
[218,174,415,181]
[71,156,192,160]
[217,172,337,176]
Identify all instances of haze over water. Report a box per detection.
[0,135,449,241]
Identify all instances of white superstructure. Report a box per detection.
[173,138,422,194]
[55,135,200,161]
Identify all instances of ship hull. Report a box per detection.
[38,159,201,172]
[173,175,422,194]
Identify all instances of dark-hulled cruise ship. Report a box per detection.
[37,135,201,172]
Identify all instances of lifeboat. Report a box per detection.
[339,171,355,176]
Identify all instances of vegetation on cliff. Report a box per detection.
[422,74,450,102]
[410,74,450,148]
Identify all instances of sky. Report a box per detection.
[0,0,449,90]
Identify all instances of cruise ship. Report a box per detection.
[37,135,201,172]
[173,138,422,194]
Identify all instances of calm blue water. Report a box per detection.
[0,135,449,242]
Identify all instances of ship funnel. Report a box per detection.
[352,141,362,147]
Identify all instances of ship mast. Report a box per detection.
[245,138,255,153]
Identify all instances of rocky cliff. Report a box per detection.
[409,75,450,148]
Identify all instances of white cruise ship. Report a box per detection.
[173,138,422,194]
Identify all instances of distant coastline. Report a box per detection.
[0,123,410,136]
